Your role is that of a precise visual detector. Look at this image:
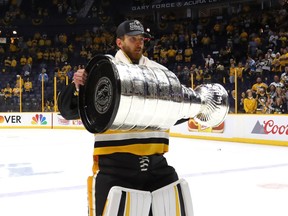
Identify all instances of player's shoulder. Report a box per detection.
[141,55,168,70]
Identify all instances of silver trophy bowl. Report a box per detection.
[79,55,229,133]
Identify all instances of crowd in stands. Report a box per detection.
[0,0,288,114]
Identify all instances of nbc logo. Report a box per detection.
[31,114,47,125]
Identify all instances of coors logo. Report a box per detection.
[252,120,288,135]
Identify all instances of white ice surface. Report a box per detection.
[0,129,288,216]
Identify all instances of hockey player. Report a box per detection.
[58,20,193,216]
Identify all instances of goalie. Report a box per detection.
[58,20,194,216]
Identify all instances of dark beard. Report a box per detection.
[122,48,142,64]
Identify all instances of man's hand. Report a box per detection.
[73,68,87,91]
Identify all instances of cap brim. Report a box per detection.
[126,31,144,36]
[126,31,151,38]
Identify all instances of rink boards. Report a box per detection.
[0,112,287,146]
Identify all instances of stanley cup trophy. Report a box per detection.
[79,55,229,133]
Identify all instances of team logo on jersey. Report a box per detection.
[95,77,113,114]
[31,114,47,125]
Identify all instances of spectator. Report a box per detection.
[44,100,53,112]
[280,65,288,85]
[189,64,198,87]
[242,62,253,90]
[27,55,33,67]
[201,33,211,49]
[214,63,225,85]
[284,86,288,111]
[38,68,49,86]
[167,45,176,64]
[159,47,168,65]
[261,54,272,81]
[235,62,244,91]
[239,91,246,113]
[270,87,287,114]
[190,32,198,47]
[4,56,11,73]
[244,89,257,114]
[271,52,281,75]
[152,43,160,62]
[204,54,214,69]
[175,65,183,82]
[279,48,288,71]
[0,46,5,62]
[247,56,256,72]
[240,29,248,44]
[175,47,183,64]
[267,84,277,103]
[228,89,236,113]
[229,61,236,87]
[24,77,33,93]
[20,55,27,67]
[251,76,268,94]
[36,48,44,63]
[43,49,50,62]
[79,46,88,63]
[54,48,62,64]
[256,87,270,114]
[22,62,32,77]
[181,65,190,87]
[248,36,258,57]
[0,88,5,111]
[269,31,278,48]
[49,48,56,63]
[203,64,212,84]
[12,83,21,105]
[184,44,193,63]
[196,65,204,86]
[272,96,287,114]
[67,65,77,82]
[2,83,13,111]
[269,74,284,89]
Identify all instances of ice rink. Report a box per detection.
[0,129,288,216]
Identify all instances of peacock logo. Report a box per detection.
[31,114,47,125]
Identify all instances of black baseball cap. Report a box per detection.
[116,20,151,38]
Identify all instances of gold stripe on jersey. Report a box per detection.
[94,143,169,156]
[174,186,181,216]
[125,192,131,216]
[87,174,97,216]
